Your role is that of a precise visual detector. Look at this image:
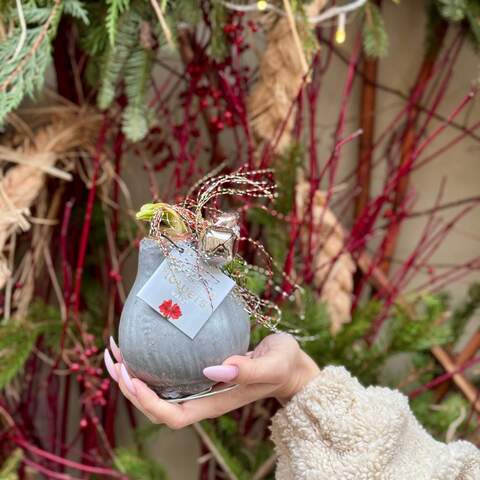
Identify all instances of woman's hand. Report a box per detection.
[104,333,320,429]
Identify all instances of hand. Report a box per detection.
[104,333,320,429]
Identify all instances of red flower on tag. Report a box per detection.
[159,299,182,320]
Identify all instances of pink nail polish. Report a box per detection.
[109,336,123,363]
[203,365,239,383]
[104,349,118,382]
[120,364,136,395]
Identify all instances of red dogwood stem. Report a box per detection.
[14,437,127,479]
[72,117,108,322]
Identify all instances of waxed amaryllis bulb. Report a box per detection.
[119,238,250,399]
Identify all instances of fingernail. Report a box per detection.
[109,336,123,363]
[203,365,239,383]
[120,364,136,395]
[104,349,118,382]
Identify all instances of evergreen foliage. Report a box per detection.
[0,301,61,390]
[200,420,272,480]
[210,2,228,60]
[63,0,89,25]
[2,0,480,139]
[465,1,480,46]
[122,45,154,141]
[363,1,389,58]
[114,447,167,479]
[389,294,453,352]
[411,391,473,438]
[437,0,468,21]
[0,3,59,126]
[0,449,22,480]
[168,0,201,27]
[96,10,142,110]
[449,282,480,338]
[106,0,131,45]
[80,5,110,57]
[432,0,480,49]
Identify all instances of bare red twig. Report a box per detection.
[14,436,127,479]
[72,117,108,325]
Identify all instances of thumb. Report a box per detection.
[221,352,286,386]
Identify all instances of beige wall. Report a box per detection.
[124,1,479,477]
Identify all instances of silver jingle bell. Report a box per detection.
[199,212,239,266]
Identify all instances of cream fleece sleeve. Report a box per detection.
[271,366,480,480]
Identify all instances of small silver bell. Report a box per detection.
[199,212,239,266]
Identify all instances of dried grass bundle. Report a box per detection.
[296,181,355,334]
[248,0,327,153]
[0,106,102,290]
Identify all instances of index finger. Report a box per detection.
[132,378,271,429]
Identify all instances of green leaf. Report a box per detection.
[389,294,453,352]
[114,448,167,480]
[132,423,163,444]
[0,300,63,390]
[97,10,140,110]
[335,300,381,349]
[210,2,228,60]
[0,449,23,480]
[199,421,251,480]
[122,45,154,141]
[448,282,480,338]
[106,0,131,45]
[0,7,55,125]
[217,415,238,436]
[436,0,467,21]
[465,0,480,48]
[22,6,52,24]
[411,391,473,438]
[292,0,319,64]
[0,322,37,390]
[223,258,267,296]
[80,4,110,58]
[274,142,304,215]
[363,2,389,58]
[169,0,201,25]
[63,0,89,25]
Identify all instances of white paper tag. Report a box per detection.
[137,245,235,339]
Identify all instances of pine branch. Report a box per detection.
[106,0,131,45]
[80,10,110,58]
[389,294,453,352]
[0,449,23,480]
[114,447,167,479]
[194,422,244,480]
[437,0,467,22]
[97,10,140,110]
[122,45,154,141]
[168,0,201,26]
[449,282,480,338]
[362,1,389,58]
[63,0,90,25]
[0,1,61,124]
[210,1,228,59]
[465,0,480,47]
[0,300,62,390]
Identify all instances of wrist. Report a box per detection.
[276,351,320,405]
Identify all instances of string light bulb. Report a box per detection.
[257,0,268,11]
[335,12,346,44]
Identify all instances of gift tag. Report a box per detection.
[137,245,236,339]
